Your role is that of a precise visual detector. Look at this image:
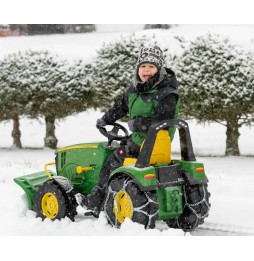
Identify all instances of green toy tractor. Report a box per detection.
[14,119,210,232]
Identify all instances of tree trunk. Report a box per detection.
[44,115,58,149]
[12,115,22,149]
[225,116,240,156]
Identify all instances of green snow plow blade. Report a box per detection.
[14,171,55,210]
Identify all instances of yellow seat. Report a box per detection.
[123,157,137,166]
[123,130,171,166]
[149,130,171,164]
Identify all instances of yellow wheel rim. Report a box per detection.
[113,190,133,223]
[41,192,59,219]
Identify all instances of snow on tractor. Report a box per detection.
[14,119,210,232]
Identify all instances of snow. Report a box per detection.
[0,110,181,236]
[0,109,254,237]
[1,25,254,63]
[0,25,254,243]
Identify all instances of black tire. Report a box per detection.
[34,179,77,221]
[166,183,211,232]
[104,176,159,229]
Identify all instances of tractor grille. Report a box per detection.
[61,152,66,168]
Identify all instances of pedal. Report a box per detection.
[84,211,99,218]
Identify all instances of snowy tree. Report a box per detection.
[176,34,254,155]
[0,54,31,148]
[88,34,159,111]
[24,51,93,149]
[0,50,92,149]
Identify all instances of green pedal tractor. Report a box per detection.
[14,119,210,232]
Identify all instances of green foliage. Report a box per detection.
[0,50,94,148]
[0,50,93,121]
[176,33,254,126]
[0,52,31,120]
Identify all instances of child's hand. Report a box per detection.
[96,118,107,128]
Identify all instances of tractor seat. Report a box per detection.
[123,130,172,166]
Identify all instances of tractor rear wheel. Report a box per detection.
[34,180,77,221]
[166,184,210,232]
[104,176,159,229]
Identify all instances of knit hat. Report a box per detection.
[136,46,164,71]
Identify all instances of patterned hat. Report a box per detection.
[136,46,164,70]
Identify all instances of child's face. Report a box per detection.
[138,63,158,82]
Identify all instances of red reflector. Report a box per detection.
[144,174,155,179]
[196,167,204,172]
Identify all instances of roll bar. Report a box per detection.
[135,119,196,168]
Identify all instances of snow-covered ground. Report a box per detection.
[0,25,254,240]
[0,109,254,237]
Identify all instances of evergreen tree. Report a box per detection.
[176,34,254,155]
[24,51,93,149]
[0,53,31,148]
[88,34,158,111]
[0,50,93,149]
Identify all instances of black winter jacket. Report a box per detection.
[102,67,179,141]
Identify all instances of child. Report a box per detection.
[76,46,179,217]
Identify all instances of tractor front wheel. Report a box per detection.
[34,180,77,221]
[104,176,159,229]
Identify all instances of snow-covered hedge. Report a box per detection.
[0,50,92,119]
[0,50,93,148]
[176,33,254,121]
[176,33,254,155]
[0,51,29,121]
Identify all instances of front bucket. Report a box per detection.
[14,171,55,210]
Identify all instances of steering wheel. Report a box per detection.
[98,122,129,142]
